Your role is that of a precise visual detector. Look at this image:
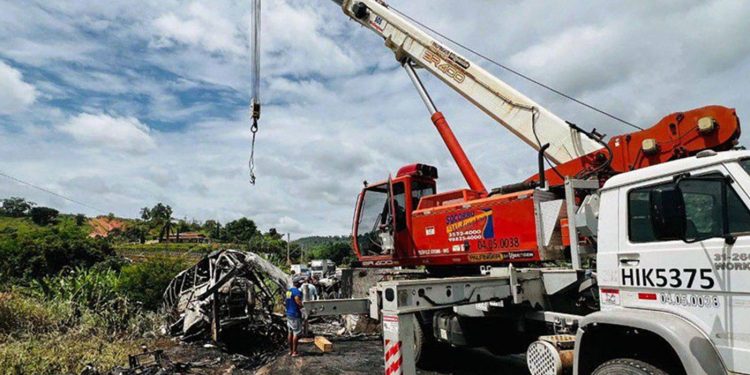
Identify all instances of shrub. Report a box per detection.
[75,214,86,226]
[32,267,120,309]
[0,224,114,281]
[117,256,189,311]
[30,207,59,226]
[0,291,73,336]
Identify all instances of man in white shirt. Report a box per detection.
[301,278,319,302]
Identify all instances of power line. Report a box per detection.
[0,171,196,221]
[0,170,106,213]
[389,6,644,131]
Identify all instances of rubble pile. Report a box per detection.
[99,341,283,375]
[106,249,293,374]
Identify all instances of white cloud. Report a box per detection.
[0,60,37,114]
[274,216,305,236]
[152,2,244,55]
[1,0,750,237]
[59,113,156,154]
[509,25,630,97]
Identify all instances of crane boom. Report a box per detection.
[334,0,603,165]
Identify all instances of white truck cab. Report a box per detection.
[310,259,336,279]
[305,150,750,375]
[593,150,750,375]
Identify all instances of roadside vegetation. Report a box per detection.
[0,198,196,373]
[0,264,181,374]
[0,196,354,374]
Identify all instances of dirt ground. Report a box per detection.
[256,336,530,375]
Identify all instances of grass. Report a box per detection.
[0,330,174,375]
[0,260,185,374]
[0,292,72,336]
[0,214,197,373]
[115,242,217,254]
[0,289,166,375]
[0,328,170,375]
[0,215,90,236]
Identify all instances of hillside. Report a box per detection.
[88,216,130,238]
[0,214,89,236]
[293,235,350,248]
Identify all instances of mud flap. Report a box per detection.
[382,312,417,375]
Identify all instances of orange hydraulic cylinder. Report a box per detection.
[431,111,487,194]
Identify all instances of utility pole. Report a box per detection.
[286,232,291,265]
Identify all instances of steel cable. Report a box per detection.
[389,5,643,131]
[249,0,262,185]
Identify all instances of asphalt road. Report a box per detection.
[418,346,530,375]
[257,336,530,375]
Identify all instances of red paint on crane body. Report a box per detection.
[352,106,740,270]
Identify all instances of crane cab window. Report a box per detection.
[411,180,436,210]
[628,174,750,243]
[393,182,406,232]
[356,183,391,256]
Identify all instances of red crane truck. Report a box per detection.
[292,1,750,375]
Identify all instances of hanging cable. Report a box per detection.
[0,170,105,212]
[249,0,261,185]
[389,6,643,131]
[530,107,565,181]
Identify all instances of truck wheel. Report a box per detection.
[412,314,425,365]
[592,358,668,375]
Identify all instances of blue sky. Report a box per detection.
[1,0,750,237]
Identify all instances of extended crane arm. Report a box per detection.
[334,0,603,165]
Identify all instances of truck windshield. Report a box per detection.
[356,183,390,256]
[740,159,750,175]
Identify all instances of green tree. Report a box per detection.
[176,219,191,233]
[0,224,115,280]
[224,218,259,243]
[75,214,86,226]
[29,207,59,226]
[307,241,355,265]
[204,220,222,240]
[268,228,282,240]
[145,203,174,242]
[1,197,34,217]
[149,203,172,222]
[121,222,147,244]
[139,207,151,221]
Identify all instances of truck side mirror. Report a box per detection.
[649,186,686,241]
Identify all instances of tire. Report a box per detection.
[411,314,425,365]
[592,358,669,375]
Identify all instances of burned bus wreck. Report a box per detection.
[162,250,290,342]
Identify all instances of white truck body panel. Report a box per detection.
[598,150,750,374]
